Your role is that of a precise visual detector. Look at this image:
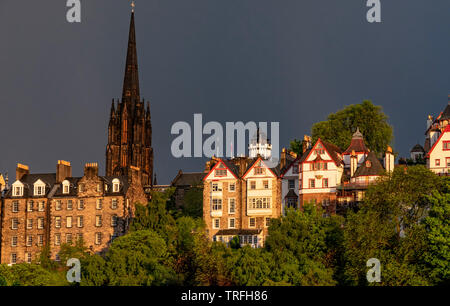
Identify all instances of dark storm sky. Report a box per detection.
[0,0,449,184]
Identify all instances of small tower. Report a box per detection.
[248,128,272,159]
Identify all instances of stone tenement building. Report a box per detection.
[0,161,147,264]
[203,156,283,248]
[106,10,154,187]
[0,10,152,264]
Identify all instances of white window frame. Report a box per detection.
[55,234,61,246]
[228,218,236,229]
[228,198,236,214]
[11,218,18,230]
[33,180,46,196]
[55,216,61,228]
[95,232,102,245]
[112,178,120,193]
[62,180,70,194]
[77,216,84,228]
[26,235,32,247]
[66,216,73,228]
[111,215,118,227]
[96,198,103,210]
[12,201,19,213]
[212,198,222,211]
[249,217,256,228]
[11,236,18,247]
[12,181,24,197]
[213,218,220,229]
[229,182,236,192]
[11,253,17,264]
[37,217,44,229]
[95,215,102,227]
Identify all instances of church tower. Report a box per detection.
[106,9,154,187]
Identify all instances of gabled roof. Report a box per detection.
[203,158,240,181]
[426,125,450,158]
[243,156,279,178]
[301,139,343,166]
[343,128,369,154]
[353,151,384,177]
[321,140,343,165]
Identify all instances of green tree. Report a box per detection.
[130,188,178,244]
[226,247,272,286]
[264,204,342,285]
[181,186,203,218]
[289,139,303,156]
[104,230,179,286]
[311,100,393,155]
[80,254,108,286]
[0,264,67,286]
[342,166,443,286]
[419,187,450,284]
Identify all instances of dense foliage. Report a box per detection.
[290,100,393,156]
[1,166,448,286]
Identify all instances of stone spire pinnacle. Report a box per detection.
[122,10,140,103]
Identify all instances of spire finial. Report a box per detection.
[131,1,135,13]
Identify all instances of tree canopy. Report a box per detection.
[307,100,393,155]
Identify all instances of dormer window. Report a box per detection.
[12,184,23,197]
[112,179,120,193]
[33,180,46,196]
[78,184,85,193]
[62,180,70,194]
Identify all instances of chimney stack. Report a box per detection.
[128,165,141,184]
[16,163,29,181]
[384,146,394,174]
[56,160,72,183]
[350,150,357,177]
[302,135,312,153]
[280,148,287,169]
[84,163,99,178]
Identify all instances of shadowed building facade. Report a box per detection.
[106,11,154,188]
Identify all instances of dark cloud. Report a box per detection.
[0,0,449,183]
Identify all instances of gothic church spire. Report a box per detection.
[122,11,140,103]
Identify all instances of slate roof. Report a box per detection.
[343,128,369,154]
[280,155,299,176]
[410,144,425,153]
[439,102,450,121]
[6,173,130,198]
[321,140,344,165]
[171,171,206,187]
[285,189,298,198]
[353,151,385,177]
[299,149,312,163]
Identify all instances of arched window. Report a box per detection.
[62,180,70,194]
[112,178,120,193]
